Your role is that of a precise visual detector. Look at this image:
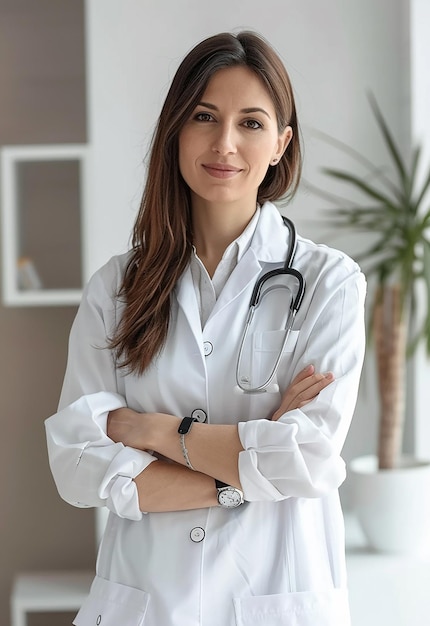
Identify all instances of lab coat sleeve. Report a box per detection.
[45,261,156,521]
[237,261,366,502]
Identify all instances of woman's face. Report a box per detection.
[179,66,292,211]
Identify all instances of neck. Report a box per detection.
[191,197,257,276]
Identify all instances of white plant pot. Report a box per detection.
[349,454,430,556]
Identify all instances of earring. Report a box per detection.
[272,158,278,165]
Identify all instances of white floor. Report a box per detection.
[345,514,430,626]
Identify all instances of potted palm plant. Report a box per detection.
[309,95,430,554]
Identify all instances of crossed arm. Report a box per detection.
[107,365,334,513]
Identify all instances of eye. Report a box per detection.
[243,119,263,130]
[194,112,215,122]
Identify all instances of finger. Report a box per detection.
[288,364,315,387]
[277,372,334,414]
[296,371,333,397]
[290,371,333,397]
[281,370,328,405]
[290,372,334,406]
[280,366,315,403]
[297,395,318,408]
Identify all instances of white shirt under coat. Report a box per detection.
[45,201,366,626]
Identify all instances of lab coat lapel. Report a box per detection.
[250,201,293,264]
[175,202,293,330]
[174,265,203,350]
[208,202,292,320]
[209,248,262,317]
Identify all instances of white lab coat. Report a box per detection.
[45,201,366,626]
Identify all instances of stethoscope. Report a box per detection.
[235,217,305,394]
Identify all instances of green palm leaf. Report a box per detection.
[310,94,430,356]
[322,168,399,208]
[367,93,408,190]
[412,164,430,212]
[423,241,430,353]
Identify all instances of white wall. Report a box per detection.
[83,0,411,500]
[410,0,430,459]
[84,0,410,266]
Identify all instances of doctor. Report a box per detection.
[45,31,366,626]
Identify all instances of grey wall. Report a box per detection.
[0,3,95,625]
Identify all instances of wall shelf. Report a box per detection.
[1,144,87,306]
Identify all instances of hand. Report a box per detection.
[107,407,148,449]
[271,365,334,421]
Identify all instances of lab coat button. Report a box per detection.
[203,341,213,356]
[191,408,207,423]
[190,527,205,542]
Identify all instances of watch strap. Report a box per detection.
[178,417,197,470]
[215,479,229,489]
[178,416,196,434]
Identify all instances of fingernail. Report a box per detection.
[324,372,334,380]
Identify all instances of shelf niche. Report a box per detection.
[1,144,87,306]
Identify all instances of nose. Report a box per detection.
[211,122,237,155]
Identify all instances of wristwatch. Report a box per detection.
[215,479,244,508]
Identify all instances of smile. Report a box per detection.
[202,163,243,179]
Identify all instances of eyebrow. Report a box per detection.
[197,101,272,119]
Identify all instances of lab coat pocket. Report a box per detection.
[73,576,150,626]
[254,329,299,354]
[251,329,299,389]
[233,588,350,626]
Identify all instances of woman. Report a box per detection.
[46,31,366,626]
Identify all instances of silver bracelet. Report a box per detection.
[178,417,197,470]
[179,433,195,470]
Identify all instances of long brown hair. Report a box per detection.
[109,31,302,374]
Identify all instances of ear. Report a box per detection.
[271,126,293,165]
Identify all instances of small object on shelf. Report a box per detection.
[17,257,43,290]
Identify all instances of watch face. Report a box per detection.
[218,487,243,508]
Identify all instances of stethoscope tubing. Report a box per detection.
[249,266,305,311]
[235,308,298,394]
[235,217,305,394]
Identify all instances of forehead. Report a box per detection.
[201,66,275,110]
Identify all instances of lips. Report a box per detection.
[202,163,242,179]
